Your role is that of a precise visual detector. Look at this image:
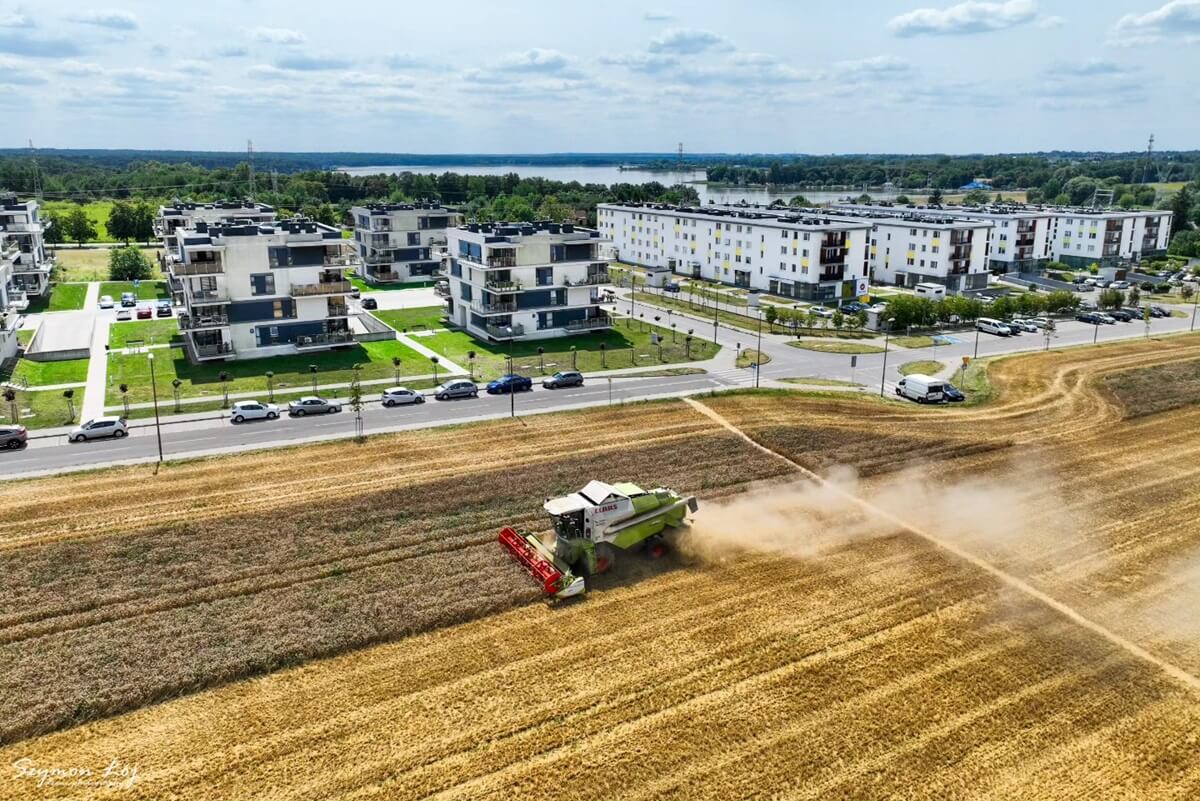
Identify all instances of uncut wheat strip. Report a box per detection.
[0,427,726,549]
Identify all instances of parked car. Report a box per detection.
[1008,318,1038,333]
[664,281,681,293]
[381,386,424,406]
[120,292,137,308]
[1151,305,1170,318]
[1109,280,1130,290]
[98,295,115,309]
[895,375,946,404]
[1076,283,1094,292]
[1076,311,1104,324]
[811,307,834,318]
[136,306,152,319]
[542,370,584,389]
[435,379,479,400]
[115,309,133,321]
[1072,275,1089,284]
[69,417,128,442]
[360,297,378,310]
[349,287,361,298]
[287,396,342,416]
[942,384,966,402]
[976,317,1012,336]
[1096,313,1118,325]
[841,301,868,314]
[0,424,27,450]
[156,301,172,317]
[1023,316,1051,329]
[230,401,280,423]
[1107,309,1134,322]
[487,374,533,394]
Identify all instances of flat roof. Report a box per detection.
[599,202,869,232]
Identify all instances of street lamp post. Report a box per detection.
[755,306,763,388]
[973,326,981,360]
[1192,289,1199,332]
[879,318,895,398]
[506,326,515,418]
[309,364,318,394]
[147,353,164,464]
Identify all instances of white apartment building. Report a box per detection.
[597,203,871,303]
[0,193,52,298]
[166,218,356,362]
[0,232,24,362]
[445,221,611,341]
[836,201,1171,271]
[350,203,462,284]
[156,200,277,245]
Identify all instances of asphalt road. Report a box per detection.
[2,306,1195,479]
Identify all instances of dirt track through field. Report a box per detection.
[685,396,1200,694]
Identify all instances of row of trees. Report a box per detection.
[882,291,1081,329]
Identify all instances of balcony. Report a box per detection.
[472,300,518,314]
[189,340,234,360]
[485,279,523,291]
[949,260,970,275]
[485,322,525,339]
[292,280,352,297]
[295,332,355,349]
[950,232,973,246]
[188,288,228,303]
[820,247,847,264]
[325,254,357,268]
[171,261,224,276]
[570,272,611,286]
[564,316,613,331]
[819,268,845,282]
[368,270,401,282]
[487,255,518,268]
[327,304,350,317]
[179,313,229,330]
[434,283,451,298]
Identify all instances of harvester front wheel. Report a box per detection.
[644,536,667,560]
[592,543,616,574]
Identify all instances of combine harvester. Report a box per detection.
[499,480,699,598]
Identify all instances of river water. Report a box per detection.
[337,164,905,206]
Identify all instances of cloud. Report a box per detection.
[69,9,139,30]
[57,59,103,76]
[338,71,415,89]
[643,10,675,21]
[217,45,249,58]
[173,59,211,75]
[385,53,429,70]
[0,11,35,28]
[1052,58,1131,77]
[648,28,730,54]
[252,26,305,45]
[599,53,680,74]
[274,54,353,71]
[0,54,46,85]
[0,33,81,57]
[888,0,1038,37]
[1115,1,1200,34]
[836,55,913,79]
[1036,14,1066,28]
[495,48,576,74]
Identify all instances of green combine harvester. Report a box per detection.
[499,480,699,598]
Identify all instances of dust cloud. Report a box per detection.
[678,463,1075,563]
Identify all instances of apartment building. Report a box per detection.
[156,200,277,246]
[445,220,611,341]
[0,232,23,362]
[350,203,462,284]
[0,193,52,298]
[836,201,1171,271]
[166,218,355,362]
[598,203,872,302]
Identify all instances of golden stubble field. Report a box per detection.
[3,335,1200,799]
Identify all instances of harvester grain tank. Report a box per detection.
[499,480,698,598]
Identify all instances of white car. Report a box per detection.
[69,417,128,442]
[1023,316,1051,329]
[230,400,280,423]
[810,307,835,318]
[115,309,133,321]
[288,396,342,415]
[381,387,425,407]
[98,295,115,309]
[1008,318,1038,333]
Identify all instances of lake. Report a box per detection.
[336,164,905,206]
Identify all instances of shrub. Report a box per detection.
[108,246,152,281]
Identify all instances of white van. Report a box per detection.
[895,374,946,404]
[976,317,1012,336]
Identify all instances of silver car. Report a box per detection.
[287,396,342,416]
[70,417,128,442]
[435,380,478,400]
[230,401,280,423]
[381,387,425,407]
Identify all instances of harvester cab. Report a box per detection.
[499,480,698,599]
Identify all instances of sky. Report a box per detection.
[0,0,1197,154]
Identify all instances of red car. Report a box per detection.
[137,306,152,319]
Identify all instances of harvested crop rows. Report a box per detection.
[4,335,1200,799]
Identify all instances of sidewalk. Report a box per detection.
[79,282,109,420]
[398,331,467,374]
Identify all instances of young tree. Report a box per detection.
[763,304,778,332]
[928,188,944,205]
[107,201,135,244]
[108,246,152,281]
[1169,185,1193,239]
[42,211,64,249]
[1128,287,1141,307]
[64,206,97,247]
[1098,288,1126,309]
[131,200,157,245]
[1182,284,1195,303]
[831,310,845,330]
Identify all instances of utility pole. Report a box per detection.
[247,138,256,198]
[28,139,42,200]
[1141,133,1155,184]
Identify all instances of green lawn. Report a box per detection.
[100,281,169,301]
[108,319,180,349]
[20,283,90,313]
[780,376,863,387]
[16,329,33,347]
[2,387,85,430]
[788,341,885,355]
[106,338,429,405]
[372,307,445,331]
[55,247,164,282]
[421,318,719,382]
[42,200,116,243]
[892,335,938,349]
[736,349,771,368]
[8,357,90,387]
[899,360,946,376]
[631,291,761,332]
[347,273,436,292]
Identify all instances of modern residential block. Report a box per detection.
[445,220,611,341]
[0,193,52,299]
[0,231,24,362]
[156,200,277,247]
[598,203,872,302]
[165,218,356,362]
[350,203,462,284]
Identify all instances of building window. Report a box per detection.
[250,273,275,296]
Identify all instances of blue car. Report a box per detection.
[486,374,533,394]
[942,384,965,402]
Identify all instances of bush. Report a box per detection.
[1140,281,1154,292]
[1156,282,1173,294]
[108,246,152,281]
